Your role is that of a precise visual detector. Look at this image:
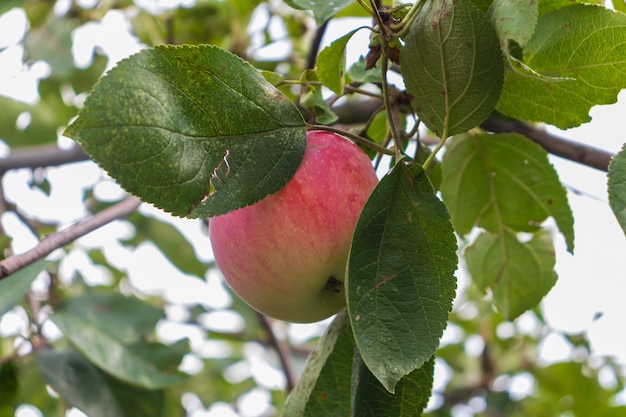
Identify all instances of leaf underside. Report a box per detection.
[401,0,504,137]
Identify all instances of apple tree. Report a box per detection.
[1,0,626,416]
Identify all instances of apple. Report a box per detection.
[209,130,378,322]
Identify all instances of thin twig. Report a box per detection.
[306,19,329,70]
[0,144,89,172]
[0,196,141,280]
[257,313,298,392]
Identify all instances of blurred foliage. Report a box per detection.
[0,1,625,417]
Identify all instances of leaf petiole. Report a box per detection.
[306,124,395,156]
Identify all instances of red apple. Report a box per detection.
[209,130,378,322]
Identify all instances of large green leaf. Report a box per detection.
[538,0,604,17]
[497,4,626,129]
[608,144,626,235]
[36,350,167,417]
[0,260,47,317]
[400,0,504,137]
[465,228,558,319]
[440,132,574,252]
[352,355,435,417]
[54,293,164,345]
[347,163,457,393]
[37,350,124,417]
[282,311,353,417]
[65,45,306,218]
[51,293,184,389]
[50,312,185,389]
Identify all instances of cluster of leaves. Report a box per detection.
[2,0,626,416]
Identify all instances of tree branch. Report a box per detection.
[257,313,298,393]
[0,196,141,280]
[306,19,329,70]
[323,97,616,171]
[0,144,90,173]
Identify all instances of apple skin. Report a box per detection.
[209,130,378,322]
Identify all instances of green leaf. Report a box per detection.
[608,143,626,235]
[0,81,76,147]
[532,362,625,416]
[36,349,167,417]
[0,260,47,317]
[347,163,457,393]
[282,311,353,417]
[352,355,435,417]
[260,70,285,86]
[282,0,354,25]
[300,69,339,125]
[0,361,18,405]
[0,0,26,14]
[440,132,574,252]
[489,0,538,48]
[55,293,164,345]
[346,56,383,85]
[65,45,306,218]
[50,312,185,389]
[538,0,604,17]
[127,339,190,374]
[465,228,557,319]
[12,355,60,415]
[614,0,626,13]
[497,4,626,129]
[24,16,76,80]
[400,0,504,137]
[37,350,124,417]
[317,28,362,95]
[487,0,545,80]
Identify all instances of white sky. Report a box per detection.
[1,2,626,415]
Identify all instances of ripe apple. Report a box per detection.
[209,130,378,322]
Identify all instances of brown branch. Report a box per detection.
[480,118,614,172]
[306,19,329,70]
[323,97,617,172]
[257,313,298,392]
[0,144,89,173]
[0,196,141,280]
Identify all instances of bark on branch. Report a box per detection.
[0,144,89,173]
[0,196,141,280]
